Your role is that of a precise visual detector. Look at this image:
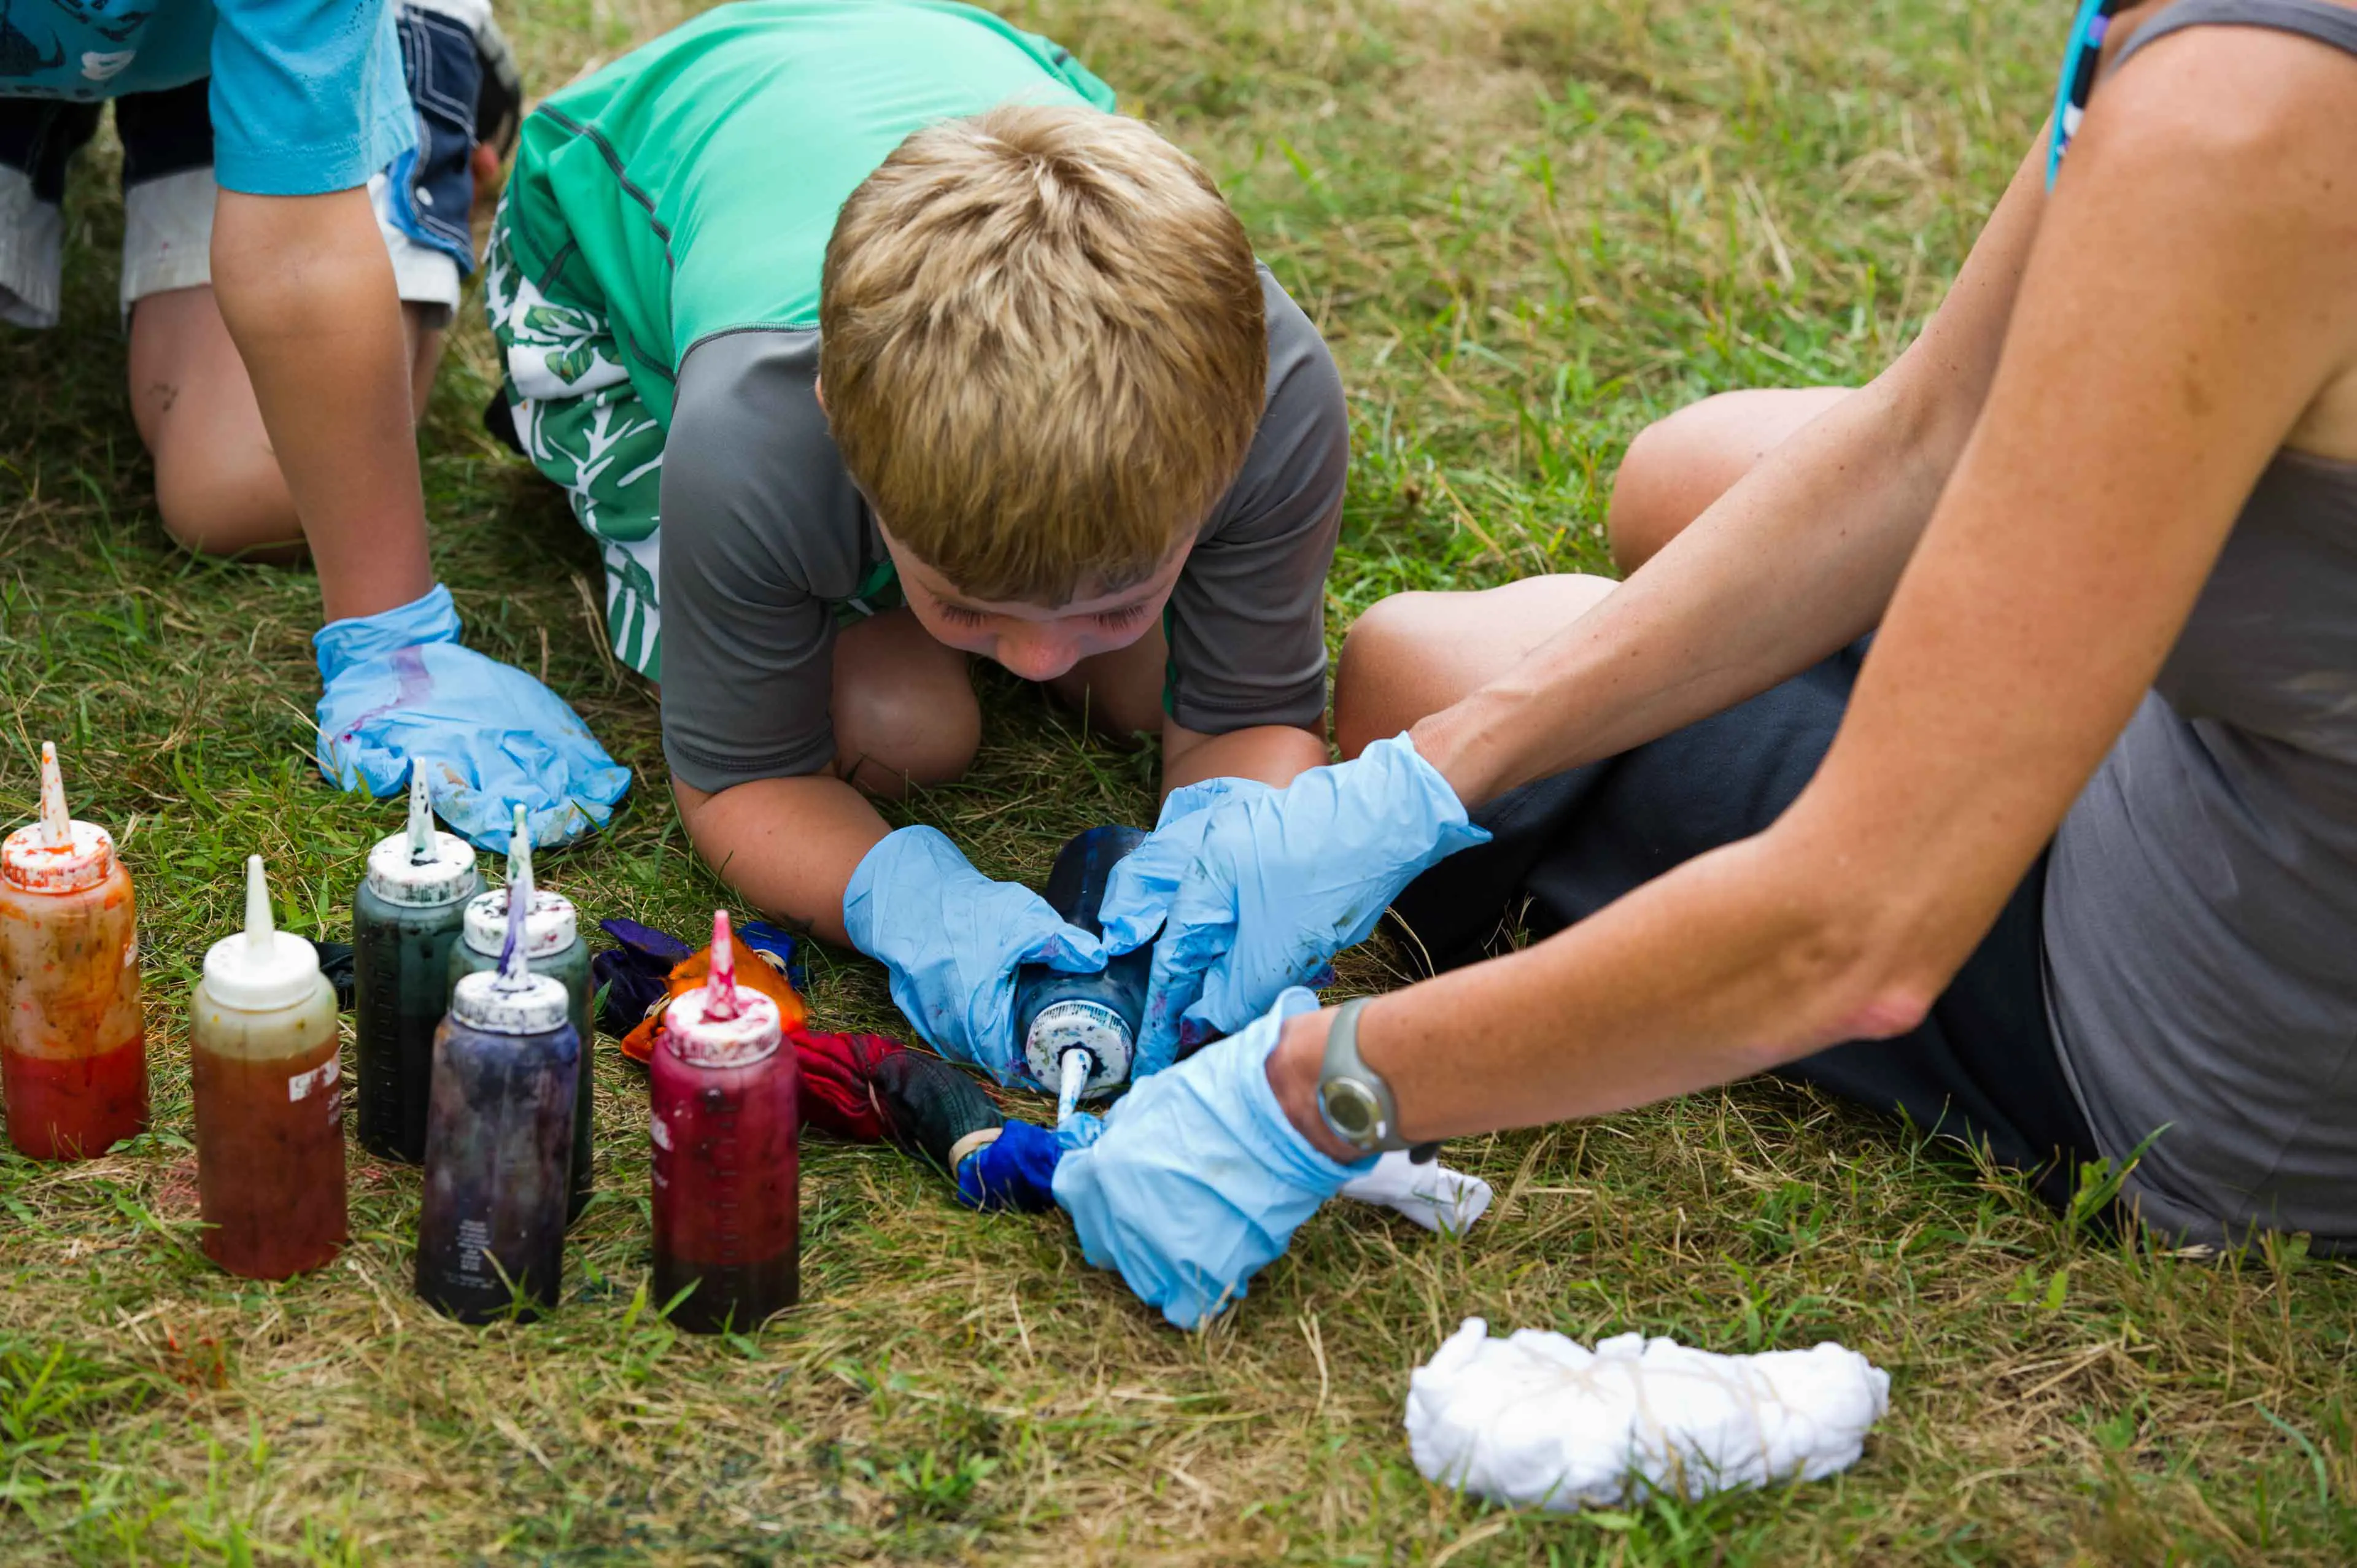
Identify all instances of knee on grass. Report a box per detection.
[832,678,981,798]
[152,444,305,562]
[1334,592,1447,759]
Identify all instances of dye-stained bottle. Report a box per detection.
[354,769,479,1164]
[449,804,594,1221]
[189,856,346,1279]
[650,910,801,1332]
[416,849,579,1324]
[1012,825,1151,1122]
[0,742,145,1160]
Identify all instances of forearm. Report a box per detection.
[671,772,892,946]
[1268,817,1917,1159]
[211,189,432,622]
[1161,721,1329,796]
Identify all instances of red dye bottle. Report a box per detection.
[189,857,346,1279]
[0,742,145,1160]
[651,910,800,1332]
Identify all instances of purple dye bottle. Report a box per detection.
[415,848,580,1324]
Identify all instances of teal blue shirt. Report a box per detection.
[0,0,414,196]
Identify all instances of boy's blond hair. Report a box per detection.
[819,102,1266,604]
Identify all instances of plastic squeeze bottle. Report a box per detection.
[651,910,800,1332]
[1011,825,1151,1123]
[449,804,594,1220]
[0,742,145,1159]
[416,849,579,1324]
[354,769,479,1163]
[190,857,346,1278]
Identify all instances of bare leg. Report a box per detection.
[829,607,981,798]
[1339,387,1851,754]
[1336,576,1619,758]
[1047,619,1169,741]
[128,285,447,563]
[1607,387,1850,571]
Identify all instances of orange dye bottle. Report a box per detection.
[190,857,347,1279]
[650,910,801,1332]
[0,742,145,1159]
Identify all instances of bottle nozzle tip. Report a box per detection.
[244,854,274,948]
[406,768,435,862]
[36,741,68,848]
[705,908,740,1020]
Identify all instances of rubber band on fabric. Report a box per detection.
[2050,0,2130,187]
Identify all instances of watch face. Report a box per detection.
[1321,1078,1383,1141]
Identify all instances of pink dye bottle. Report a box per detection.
[650,910,801,1332]
[0,743,145,1159]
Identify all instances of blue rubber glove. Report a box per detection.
[844,826,1107,1086]
[1053,987,1370,1330]
[1097,734,1490,1067]
[315,585,631,849]
[1094,777,1277,1076]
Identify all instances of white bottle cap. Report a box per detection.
[2,742,117,895]
[662,910,782,1068]
[363,770,478,907]
[461,805,577,956]
[449,839,571,1036]
[1024,998,1134,1100]
[202,855,324,1011]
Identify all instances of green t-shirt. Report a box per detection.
[500,0,1114,424]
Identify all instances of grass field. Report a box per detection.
[4,0,2355,1561]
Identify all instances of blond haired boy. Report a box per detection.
[487,0,1347,1076]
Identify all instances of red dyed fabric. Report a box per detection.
[614,940,912,1144]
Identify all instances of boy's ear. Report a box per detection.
[812,375,828,422]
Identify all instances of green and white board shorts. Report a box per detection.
[484,209,668,678]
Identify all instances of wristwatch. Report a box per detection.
[1317,997,1439,1162]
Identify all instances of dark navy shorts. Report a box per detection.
[1390,637,2105,1205]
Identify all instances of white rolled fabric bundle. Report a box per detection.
[1404,1318,1890,1510]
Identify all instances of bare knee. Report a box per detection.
[1335,592,1449,759]
[831,616,980,797]
[1606,387,1852,573]
[152,442,304,561]
[1606,414,1708,573]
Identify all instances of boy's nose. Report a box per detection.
[994,627,1081,682]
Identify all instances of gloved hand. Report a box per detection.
[1053,987,1370,1330]
[843,826,1107,1086]
[1092,777,1275,1075]
[315,585,631,849]
[1097,735,1489,1065]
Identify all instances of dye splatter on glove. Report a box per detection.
[1406,1319,1890,1510]
[843,826,1105,1086]
[314,585,631,849]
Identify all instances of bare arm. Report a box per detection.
[671,773,889,947]
[1274,31,2357,1154]
[209,188,433,622]
[1418,134,2055,810]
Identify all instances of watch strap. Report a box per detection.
[1318,996,1434,1157]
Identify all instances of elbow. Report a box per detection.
[1751,878,1951,1070]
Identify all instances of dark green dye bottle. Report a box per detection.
[354,770,480,1164]
[449,803,594,1222]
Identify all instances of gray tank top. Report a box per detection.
[2042,0,2357,1260]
